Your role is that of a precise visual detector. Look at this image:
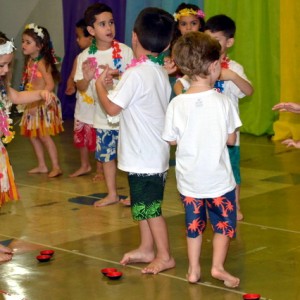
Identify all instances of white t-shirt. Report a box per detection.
[162,89,242,198]
[178,59,250,145]
[108,60,171,173]
[74,42,133,130]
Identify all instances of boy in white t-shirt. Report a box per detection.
[74,3,133,206]
[95,8,176,274]
[163,32,242,287]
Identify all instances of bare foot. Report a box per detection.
[92,172,104,182]
[120,249,155,265]
[211,267,240,288]
[186,266,201,283]
[0,245,13,262]
[237,210,244,221]
[120,197,131,207]
[94,195,119,207]
[141,256,176,274]
[48,168,63,178]
[28,166,48,174]
[69,166,91,178]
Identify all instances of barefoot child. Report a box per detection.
[75,3,133,206]
[19,24,64,178]
[0,32,52,262]
[163,32,242,287]
[95,7,176,274]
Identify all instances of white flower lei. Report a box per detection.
[25,23,44,39]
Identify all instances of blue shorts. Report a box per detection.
[128,172,167,221]
[228,145,241,184]
[95,129,118,162]
[180,189,237,239]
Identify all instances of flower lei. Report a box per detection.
[0,79,14,144]
[214,56,230,93]
[0,40,16,55]
[173,8,205,22]
[125,53,165,70]
[19,55,43,91]
[25,23,44,39]
[87,40,123,79]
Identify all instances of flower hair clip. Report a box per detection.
[25,23,44,39]
[0,40,16,55]
[173,8,205,21]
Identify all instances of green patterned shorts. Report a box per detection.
[128,172,167,221]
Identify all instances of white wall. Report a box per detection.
[0,0,64,88]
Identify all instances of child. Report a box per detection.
[162,31,242,287]
[175,15,254,221]
[19,24,64,178]
[95,7,176,274]
[64,19,98,178]
[272,102,300,148]
[74,3,133,206]
[169,3,205,95]
[0,32,52,262]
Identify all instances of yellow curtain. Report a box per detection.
[272,1,300,141]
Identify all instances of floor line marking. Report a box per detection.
[0,234,271,299]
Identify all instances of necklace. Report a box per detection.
[87,40,123,79]
[19,55,43,91]
[125,53,165,70]
[0,79,14,144]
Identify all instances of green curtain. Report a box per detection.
[204,0,280,135]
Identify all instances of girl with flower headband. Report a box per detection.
[166,3,205,94]
[19,23,64,178]
[0,32,52,262]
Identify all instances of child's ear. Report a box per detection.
[226,37,235,48]
[87,26,95,37]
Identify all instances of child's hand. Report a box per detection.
[65,81,76,95]
[164,57,177,75]
[272,102,300,113]
[97,64,119,88]
[282,139,300,149]
[40,90,55,106]
[82,59,97,82]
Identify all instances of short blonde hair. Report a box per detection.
[172,31,220,79]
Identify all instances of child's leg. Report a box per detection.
[120,219,155,265]
[28,137,48,173]
[141,216,175,274]
[40,135,62,177]
[235,185,243,221]
[211,233,240,288]
[186,235,202,283]
[92,160,104,182]
[94,159,119,207]
[69,146,91,177]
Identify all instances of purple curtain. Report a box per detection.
[58,0,127,119]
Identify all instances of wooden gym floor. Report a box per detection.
[1,119,299,300]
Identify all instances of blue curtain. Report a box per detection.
[58,0,127,119]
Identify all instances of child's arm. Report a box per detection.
[8,87,52,105]
[220,68,254,96]
[65,57,77,95]
[272,102,300,113]
[227,131,237,146]
[95,65,122,116]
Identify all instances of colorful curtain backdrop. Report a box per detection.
[204,0,280,136]
[58,0,127,119]
[272,1,300,141]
